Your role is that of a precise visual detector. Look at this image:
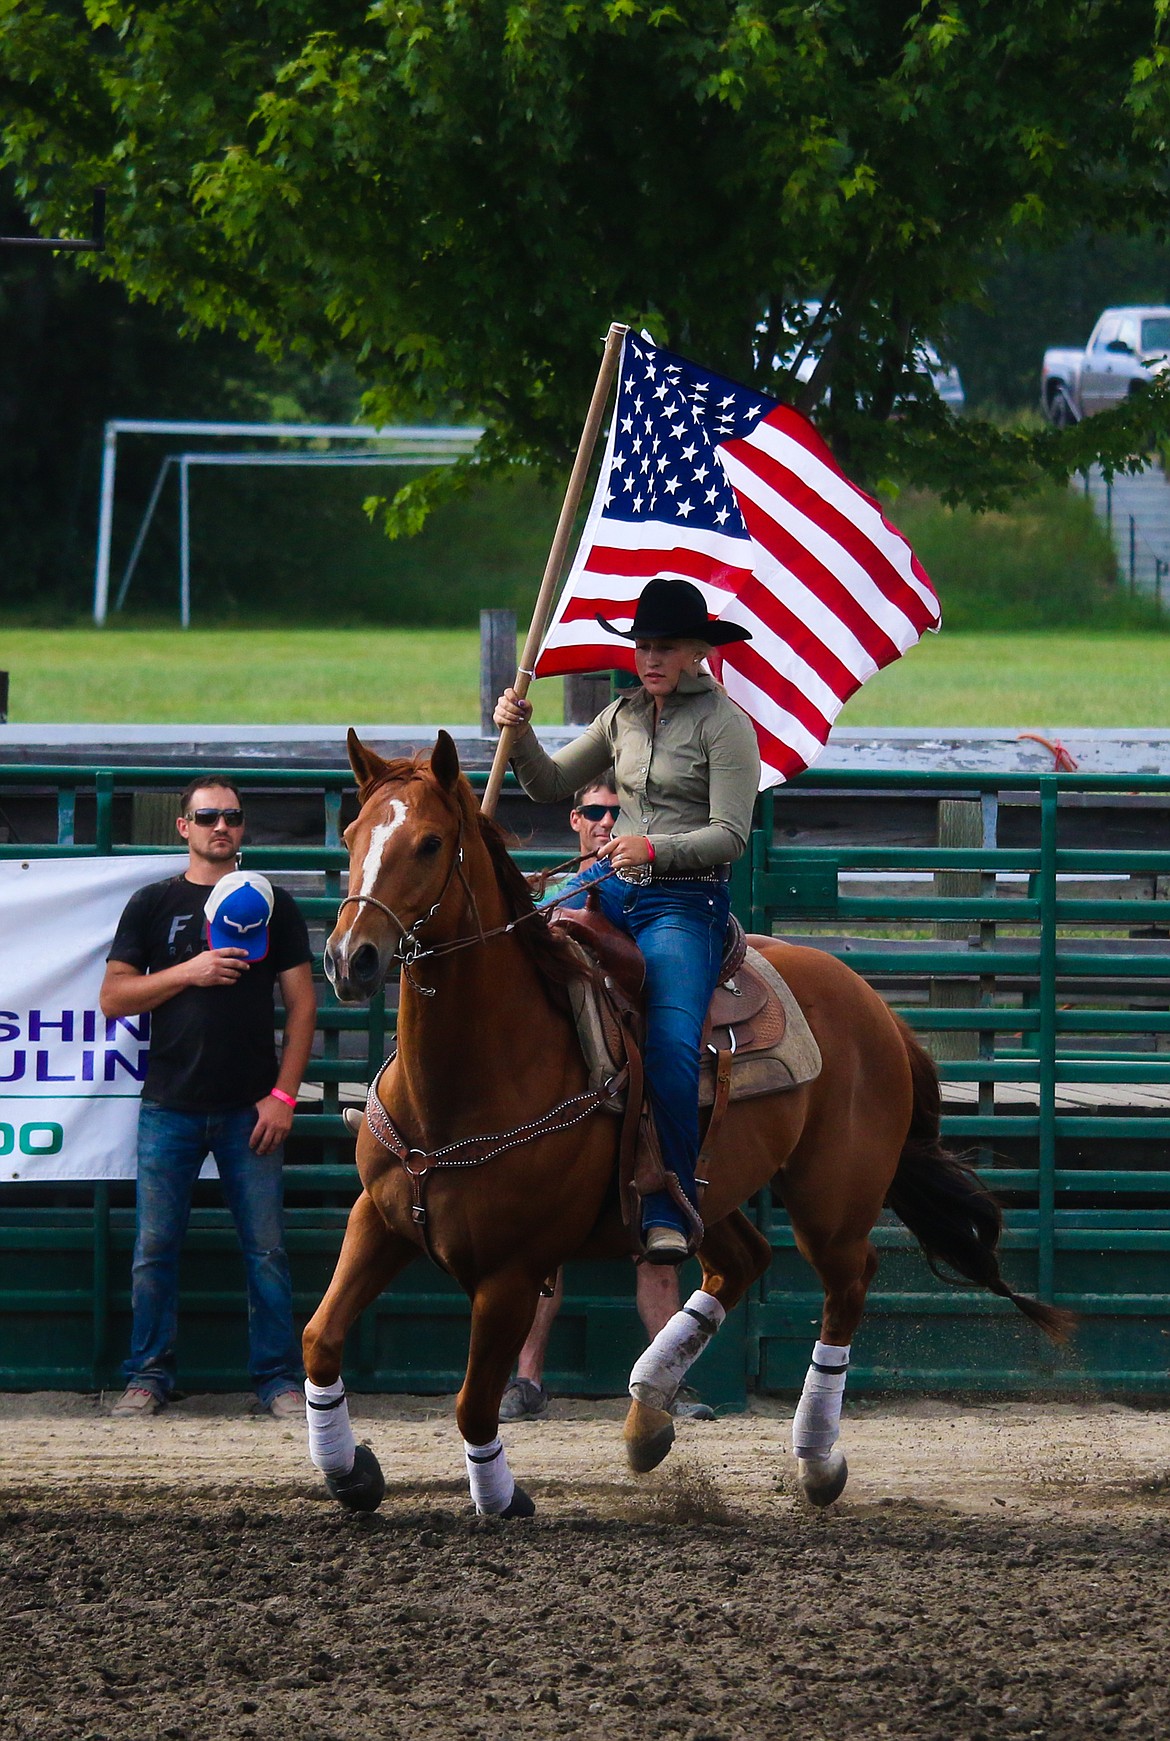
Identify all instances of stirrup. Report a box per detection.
[642,1226,690,1266]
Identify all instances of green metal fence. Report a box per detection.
[4,762,1170,1399]
[0,762,746,1403]
[751,771,1170,1395]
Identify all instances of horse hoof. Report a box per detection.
[325,1443,386,1513]
[500,1484,536,1519]
[797,1446,848,1507]
[624,1397,675,1474]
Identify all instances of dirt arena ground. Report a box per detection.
[2,1392,1168,1741]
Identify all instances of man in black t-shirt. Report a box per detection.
[101,775,316,1420]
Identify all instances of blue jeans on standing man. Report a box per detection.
[123,1102,300,1404]
[594,870,731,1237]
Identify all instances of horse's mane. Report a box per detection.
[359,752,587,993]
[472,802,589,990]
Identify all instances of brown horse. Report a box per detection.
[303,730,1066,1517]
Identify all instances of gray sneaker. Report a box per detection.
[670,1387,716,1422]
[110,1385,162,1418]
[266,1388,304,1421]
[499,1378,549,1421]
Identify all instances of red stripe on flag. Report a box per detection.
[534,643,636,679]
[745,408,939,622]
[719,640,834,744]
[724,701,812,782]
[721,570,862,700]
[734,494,905,669]
[729,433,938,635]
[579,544,752,591]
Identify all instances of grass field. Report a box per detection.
[2,625,1170,727]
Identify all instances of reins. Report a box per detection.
[335,835,620,994]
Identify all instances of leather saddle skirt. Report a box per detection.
[553,903,822,1110]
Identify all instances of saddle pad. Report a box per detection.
[699,946,821,1102]
[567,943,821,1109]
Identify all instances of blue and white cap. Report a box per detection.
[204,870,274,962]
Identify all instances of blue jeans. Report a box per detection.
[595,871,731,1236]
[123,1103,300,1404]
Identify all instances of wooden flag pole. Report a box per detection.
[480,321,628,818]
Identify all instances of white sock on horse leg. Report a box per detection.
[305,1377,357,1475]
[792,1341,851,1461]
[628,1289,726,1410]
[464,1436,516,1516]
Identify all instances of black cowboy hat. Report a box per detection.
[596,576,751,646]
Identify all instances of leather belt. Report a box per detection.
[617,864,730,886]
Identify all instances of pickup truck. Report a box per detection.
[1042,306,1170,425]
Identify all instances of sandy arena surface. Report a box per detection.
[2,1392,1169,1740]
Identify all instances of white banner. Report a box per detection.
[0,855,186,1180]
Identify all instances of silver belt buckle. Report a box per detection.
[616,863,653,887]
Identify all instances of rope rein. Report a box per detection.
[335,838,619,992]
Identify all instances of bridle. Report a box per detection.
[334,791,627,997]
[335,812,482,996]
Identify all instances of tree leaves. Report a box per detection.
[5,0,1170,515]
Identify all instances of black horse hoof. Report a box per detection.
[325,1443,386,1513]
[500,1484,536,1519]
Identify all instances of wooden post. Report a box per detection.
[132,791,182,846]
[563,672,611,725]
[480,610,517,736]
[929,798,982,1060]
[481,321,628,817]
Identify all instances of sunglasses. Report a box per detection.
[577,803,620,821]
[186,807,245,827]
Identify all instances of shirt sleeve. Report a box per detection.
[506,706,617,804]
[268,888,313,973]
[648,699,761,874]
[106,887,153,970]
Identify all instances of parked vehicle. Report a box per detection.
[1042,306,1170,426]
[760,301,965,410]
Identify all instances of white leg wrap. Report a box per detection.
[792,1341,850,1461]
[305,1377,357,1476]
[464,1436,516,1516]
[628,1289,726,1410]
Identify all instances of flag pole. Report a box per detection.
[480,321,628,818]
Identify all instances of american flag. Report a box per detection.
[535,333,941,786]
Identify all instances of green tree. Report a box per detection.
[5,1,1170,513]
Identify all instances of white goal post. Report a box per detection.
[92,419,484,627]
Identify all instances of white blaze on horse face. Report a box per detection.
[358,799,408,900]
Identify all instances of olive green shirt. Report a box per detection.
[509,673,761,874]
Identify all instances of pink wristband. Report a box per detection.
[644,837,656,861]
[270,1088,297,1109]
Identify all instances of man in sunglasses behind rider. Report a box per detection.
[500,773,714,1423]
[101,775,315,1421]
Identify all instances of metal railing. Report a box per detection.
[749,770,1170,1391]
[5,761,1170,1394]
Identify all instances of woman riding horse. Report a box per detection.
[494,576,760,1264]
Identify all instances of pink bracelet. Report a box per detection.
[270,1088,297,1109]
[644,837,656,861]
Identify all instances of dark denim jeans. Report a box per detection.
[595,871,731,1235]
[123,1102,300,1404]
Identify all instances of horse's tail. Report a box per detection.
[885,1017,1074,1345]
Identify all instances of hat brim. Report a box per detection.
[595,612,751,647]
[206,919,270,962]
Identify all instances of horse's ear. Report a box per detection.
[347,728,390,797]
[430,730,460,792]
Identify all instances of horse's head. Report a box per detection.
[325,729,467,1002]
